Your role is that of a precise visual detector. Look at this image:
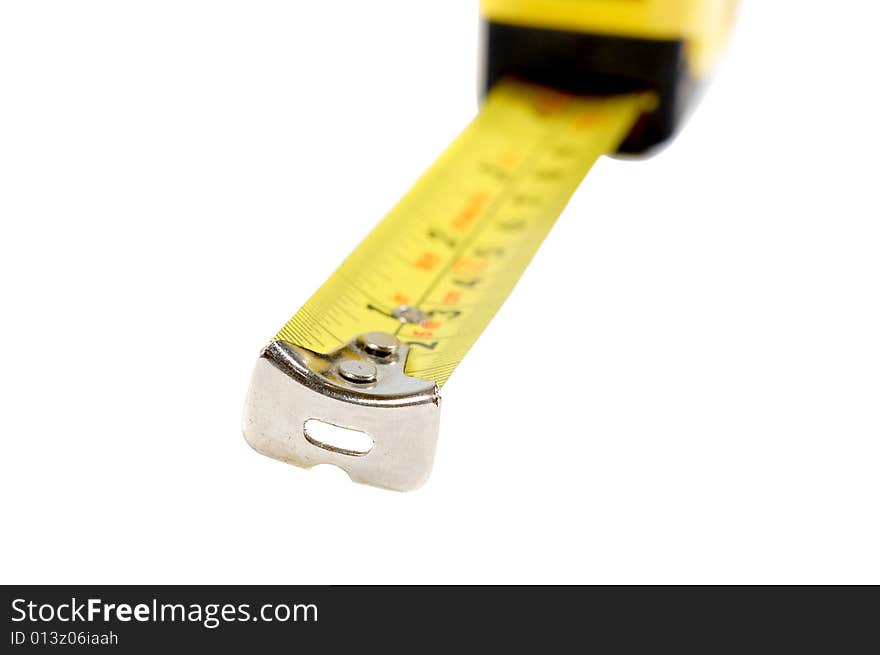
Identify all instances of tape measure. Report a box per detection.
[243,0,737,490]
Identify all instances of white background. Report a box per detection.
[1,2,878,584]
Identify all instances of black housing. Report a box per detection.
[482,21,698,155]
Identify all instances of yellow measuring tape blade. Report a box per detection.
[275,80,652,388]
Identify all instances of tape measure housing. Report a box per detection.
[481,0,738,153]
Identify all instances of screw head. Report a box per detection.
[358,331,400,358]
[337,359,378,384]
[393,305,428,324]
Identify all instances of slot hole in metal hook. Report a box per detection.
[303,418,373,456]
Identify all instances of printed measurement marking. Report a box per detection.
[274,80,650,388]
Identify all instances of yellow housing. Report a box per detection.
[480,0,738,76]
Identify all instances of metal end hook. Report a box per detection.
[242,334,441,491]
